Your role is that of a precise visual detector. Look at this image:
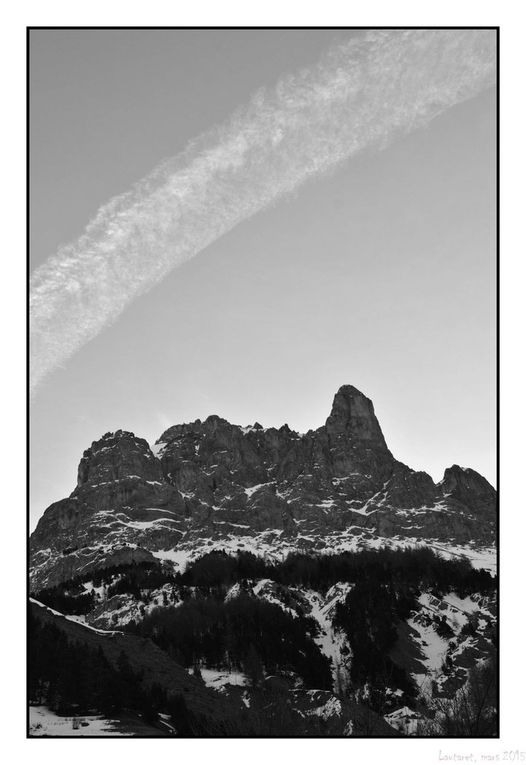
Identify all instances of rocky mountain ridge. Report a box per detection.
[30,385,496,590]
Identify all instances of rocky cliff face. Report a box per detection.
[30,385,496,589]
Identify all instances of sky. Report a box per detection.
[29,29,496,531]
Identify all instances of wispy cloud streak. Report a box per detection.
[30,29,496,393]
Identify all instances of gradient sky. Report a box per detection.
[29,29,496,530]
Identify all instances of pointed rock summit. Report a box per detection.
[325,385,389,451]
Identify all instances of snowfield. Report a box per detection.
[197,668,248,690]
[146,532,496,577]
[301,587,352,693]
[304,692,343,720]
[29,706,131,737]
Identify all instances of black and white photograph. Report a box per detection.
[27,25,498,740]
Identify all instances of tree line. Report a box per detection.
[33,560,177,614]
[34,547,496,618]
[176,547,495,595]
[125,592,333,691]
[28,608,194,733]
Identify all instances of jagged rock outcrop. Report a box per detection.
[77,431,163,486]
[440,465,496,516]
[30,385,496,589]
[73,430,184,514]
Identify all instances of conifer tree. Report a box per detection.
[244,644,264,688]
